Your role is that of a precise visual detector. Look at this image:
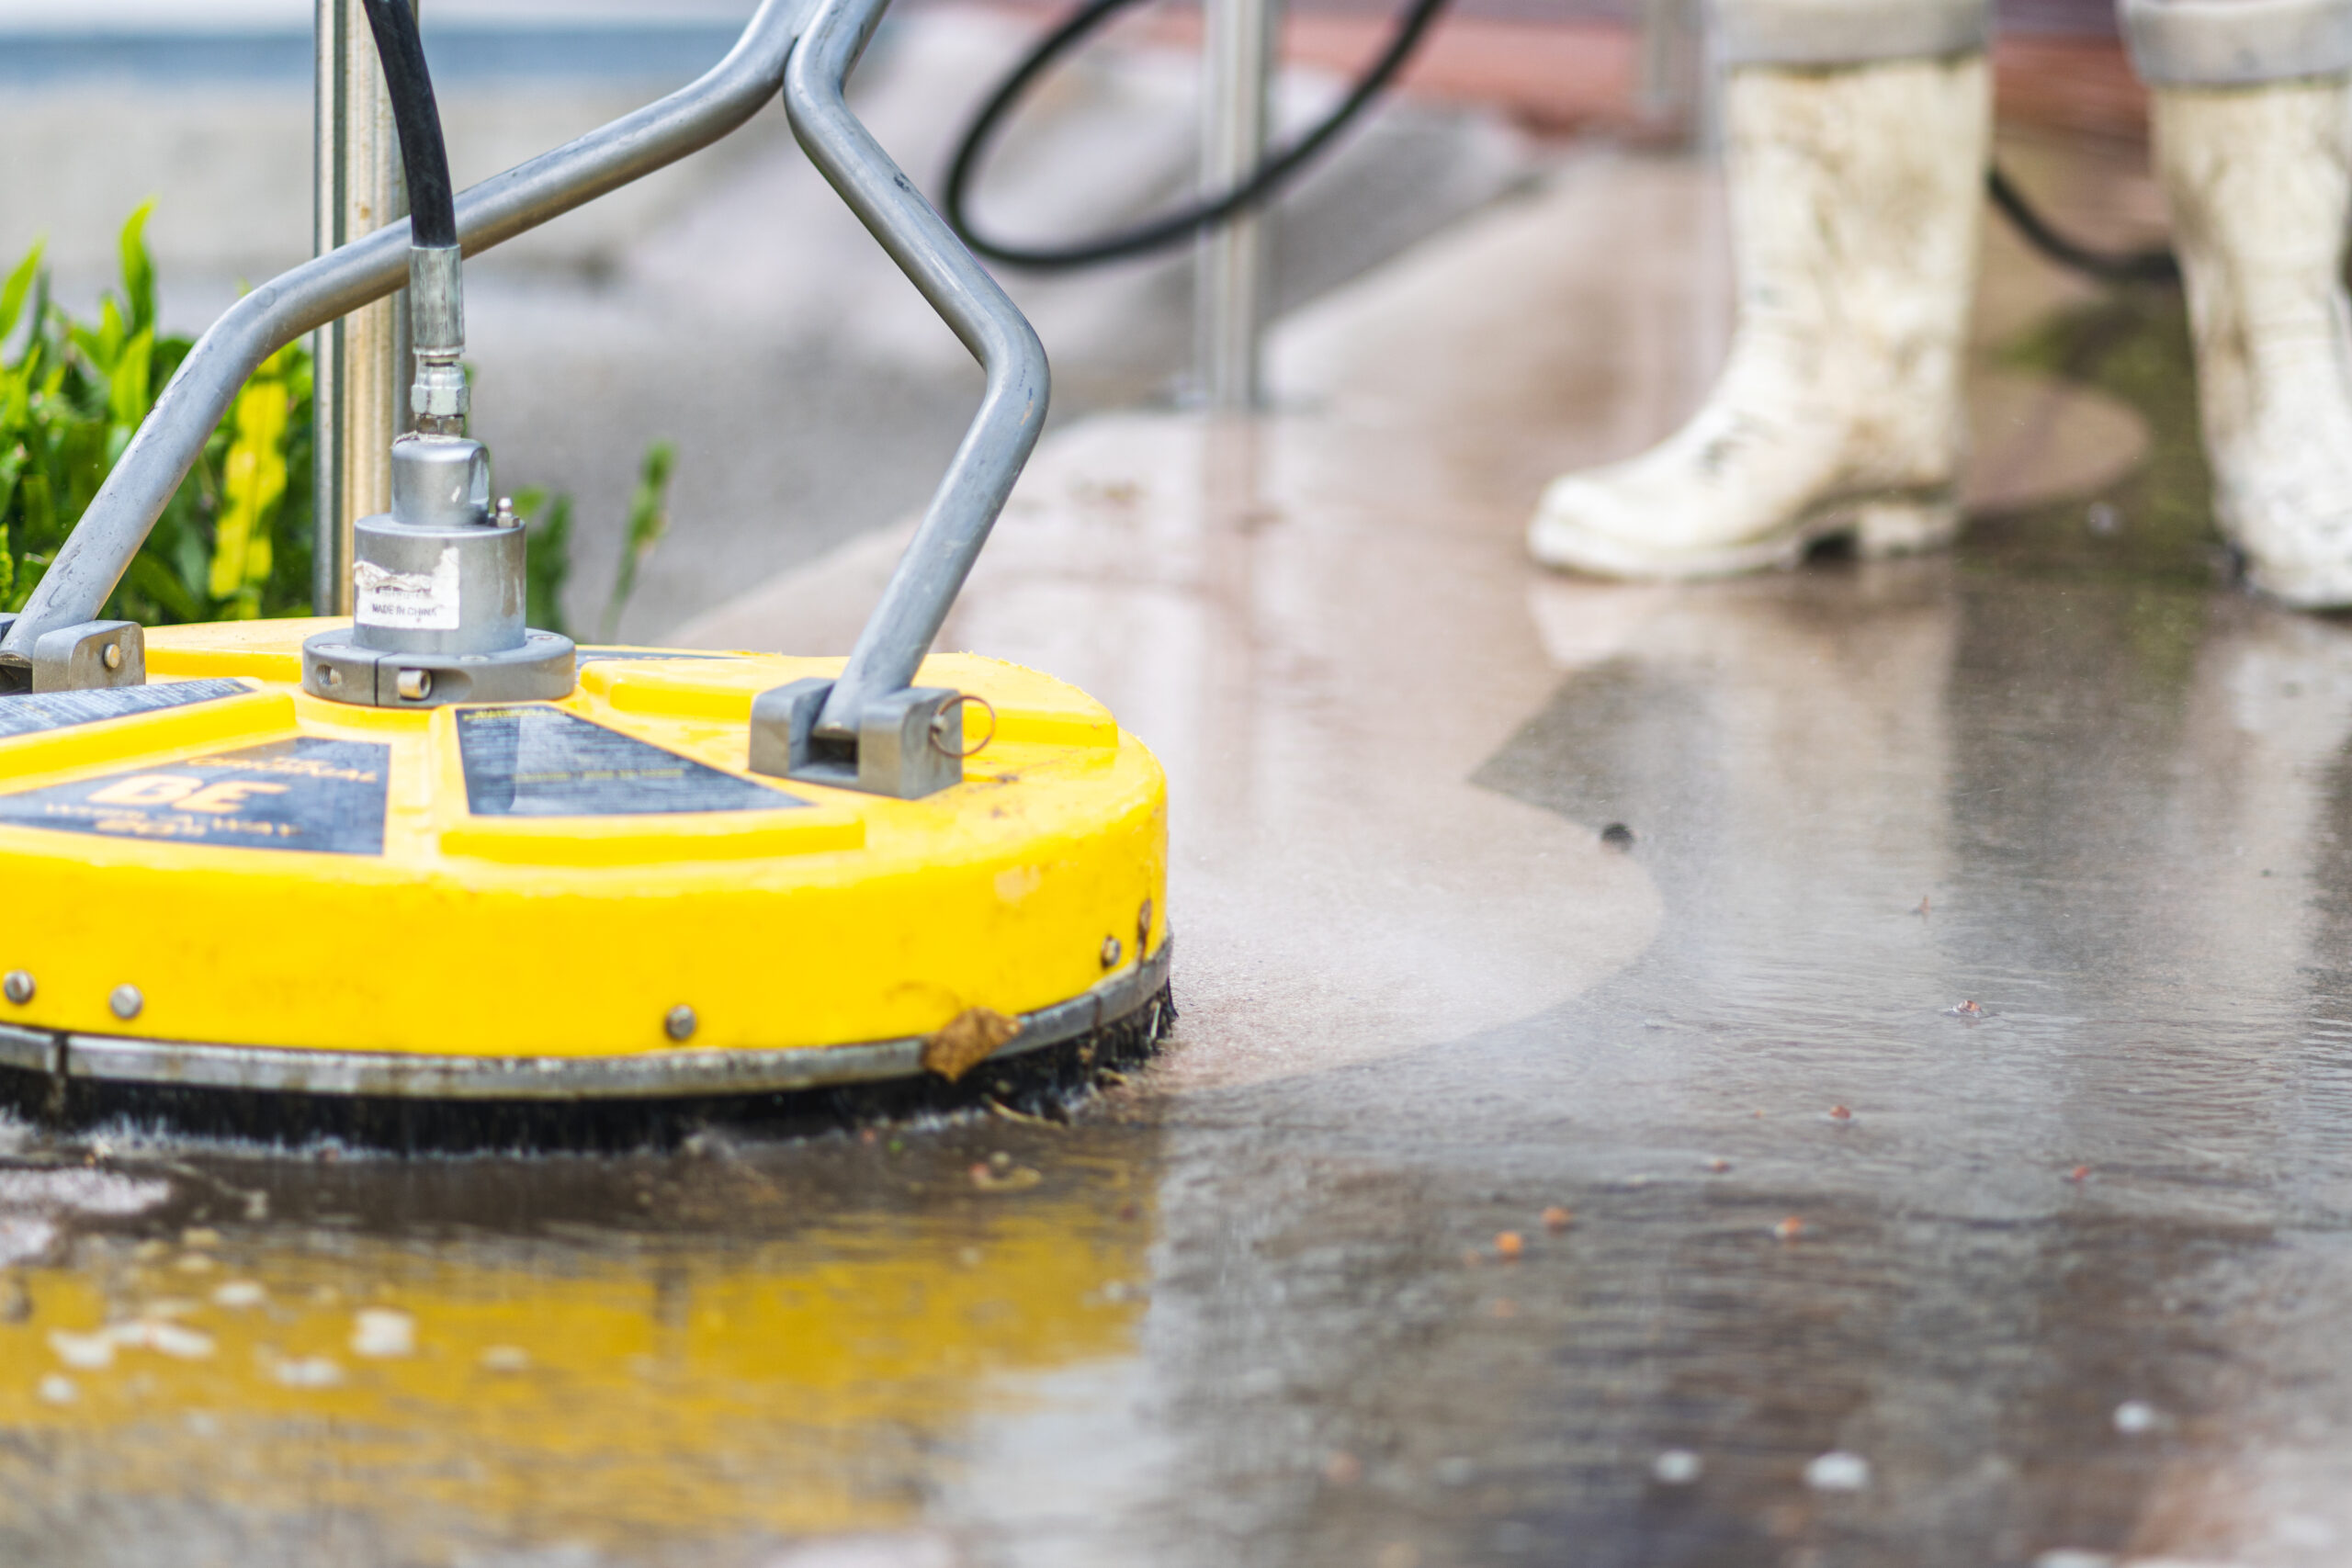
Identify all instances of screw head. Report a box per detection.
[664,1005,696,1043]
[2,971,31,1006]
[395,669,433,702]
[102,643,122,671]
[1100,935,1123,969]
[108,985,142,1021]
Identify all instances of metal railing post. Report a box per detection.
[1196,0,1283,411]
[313,0,413,616]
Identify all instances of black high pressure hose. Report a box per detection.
[944,0,1450,270]
[357,0,471,434]
[358,0,458,253]
[1985,164,2179,286]
[943,0,2183,288]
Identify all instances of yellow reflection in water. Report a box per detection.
[0,1199,1146,1552]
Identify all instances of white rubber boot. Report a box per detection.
[1529,1,1990,581]
[2128,0,2352,608]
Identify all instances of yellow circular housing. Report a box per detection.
[0,620,1169,1101]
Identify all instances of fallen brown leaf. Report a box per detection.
[922,1008,1023,1081]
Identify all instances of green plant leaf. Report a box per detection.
[119,199,156,336]
[524,491,573,639]
[0,240,42,350]
[601,438,674,642]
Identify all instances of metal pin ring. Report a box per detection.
[928,694,998,760]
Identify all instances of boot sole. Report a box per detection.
[1530,490,1962,582]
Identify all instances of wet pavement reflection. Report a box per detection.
[11,154,2352,1566]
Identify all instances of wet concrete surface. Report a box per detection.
[8,141,2352,1568]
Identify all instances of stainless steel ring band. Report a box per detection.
[2123,0,2352,85]
[1716,0,1989,67]
[0,935,1172,1101]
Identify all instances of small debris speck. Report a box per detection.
[37,1374,74,1405]
[1600,823,1635,850]
[274,1356,343,1389]
[1323,1450,1362,1486]
[1774,1216,1806,1241]
[2032,1551,2116,1568]
[1827,1105,1853,1122]
[1652,1450,1702,1485]
[479,1346,530,1374]
[351,1308,415,1359]
[211,1280,266,1309]
[1951,999,1984,1018]
[1494,1231,1524,1260]
[139,1321,215,1360]
[969,1162,1042,1192]
[1804,1451,1870,1491]
[48,1330,114,1370]
[1541,1206,1574,1232]
[2113,1400,2161,1435]
[1706,1158,1733,1174]
[2068,1165,2091,1183]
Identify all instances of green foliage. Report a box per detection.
[603,439,674,642]
[1,206,679,640]
[512,485,574,638]
[1,203,315,624]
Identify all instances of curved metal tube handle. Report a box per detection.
[1,0,808,658]
[786,0,1050,739]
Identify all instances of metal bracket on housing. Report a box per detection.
[747,0,1050,796]
[750,677,965,798]
[303,629,575,708]
[0,615,145,694]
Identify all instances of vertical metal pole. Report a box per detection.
[313,0,412,616]
[1196,0,1282,411]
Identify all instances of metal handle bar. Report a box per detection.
[3,0,807,655]
[9,0,817,656]
[786,0,1048,739]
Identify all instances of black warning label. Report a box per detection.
[0,737,390,854]
[0,679,253,741]
[458,705,801,817]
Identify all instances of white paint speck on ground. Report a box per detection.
[36,1374,74,1404]
[760,1533,960,1568]
[47,1329,114,1370]
[1804,1451,1871,1491]
[273,1356,343,1389]
[133,1320,215,1360]
[351,1308,414,1359]
[1652,1450,1702,1485]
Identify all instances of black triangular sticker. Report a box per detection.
[458,705,801,817]
[0,737,390,854]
